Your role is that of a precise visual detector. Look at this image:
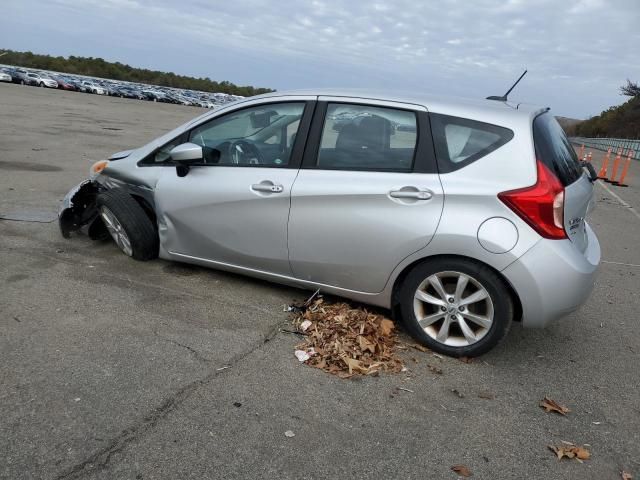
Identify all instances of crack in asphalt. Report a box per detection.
[152,331,213,364]
[53,320,284,480]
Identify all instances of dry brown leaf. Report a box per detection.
[540,396,570,415]
[427,364,443,375]
[357,335,376,354]
[459,356,474,364]
[451,464,472,477]
[403,342,430,353]
[380,319,395,336]
[621,471,633,480]
[548,444,591,461]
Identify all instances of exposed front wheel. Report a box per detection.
[96,189,158,261]
[398,257,513,357]
[39,82,44,87]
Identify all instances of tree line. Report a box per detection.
[0,49,274,97]
[573,80,640,139]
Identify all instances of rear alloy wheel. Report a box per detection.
[398,258,513,357]
[96,189,158,261]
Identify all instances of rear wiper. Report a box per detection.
[580,160,598,183]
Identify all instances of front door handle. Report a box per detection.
[389,189,432,200]
[251,182,284,193]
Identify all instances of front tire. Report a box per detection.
[397,257,513,357]
[96,189,158,261]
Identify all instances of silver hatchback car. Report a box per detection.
[59,90,600,356]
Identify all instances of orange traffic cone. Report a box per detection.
[597,148,612,179]
[613,150,634,187]
[606,149,623,183]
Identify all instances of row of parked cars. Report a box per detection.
[0,65,242,108]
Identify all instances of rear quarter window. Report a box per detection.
[430,113,514,172]
[533,113,583,186]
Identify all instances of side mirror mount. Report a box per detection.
[170,143,203,177]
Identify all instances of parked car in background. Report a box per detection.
[9,68,31,85]
[80,80,106,95]
[0,65,241,108]
[58,90,601,357]
[0,70,12,82]
[53,76,78,91]
[25,72,58,88]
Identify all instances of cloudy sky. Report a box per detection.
[2,0,639,118]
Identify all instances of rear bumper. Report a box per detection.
[502,223,600,328]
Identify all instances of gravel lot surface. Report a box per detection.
[1,83,638,479]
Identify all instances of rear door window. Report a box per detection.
[315,103,418,171]
[533,113,583,186]
[430,114,513,172]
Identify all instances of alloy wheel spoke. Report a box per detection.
[459,289,488,307]
[428,274,449,303]
[101,211,116,230]
[457,316,477,344]
[418,311,445,328]
[101,208,132,256]
[415,289,446,307]
[436,316,452,343]
[463,311,492,329]
[454,274,469,303]
[119,233,132,255]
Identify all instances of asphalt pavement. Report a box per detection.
[1,83,638,479]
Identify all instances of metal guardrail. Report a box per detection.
[571,137,640,160]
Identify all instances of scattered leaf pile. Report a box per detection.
[548,443,591,462]
[540,396,570,415]
[291,296,404,378]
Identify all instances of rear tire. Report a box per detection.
[96,189,158,261]
[397,257,513,357]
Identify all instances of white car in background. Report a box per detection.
[26,72,58,88]
[81,81,106,95]
[0,70,12,82]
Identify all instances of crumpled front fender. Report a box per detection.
[59,180,103,238]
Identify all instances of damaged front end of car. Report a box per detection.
[58,179,107,239]
[59,149,158,240]
[58,156,121,239]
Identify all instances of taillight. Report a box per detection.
[498,160,566,239]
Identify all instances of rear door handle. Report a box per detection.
[251,182,284,193]
[389,189,432,200]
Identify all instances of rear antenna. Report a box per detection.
[487,69,527,102]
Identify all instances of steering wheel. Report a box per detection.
[229,139,264,165]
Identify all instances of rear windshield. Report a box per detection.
[533,113,583,186]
